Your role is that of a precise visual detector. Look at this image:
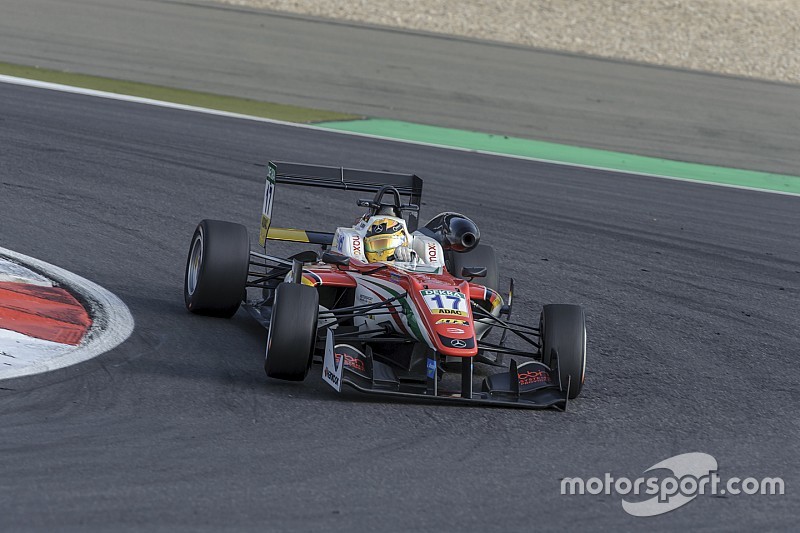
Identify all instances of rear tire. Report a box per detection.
[184,219,250,318]
[264,283,319,381]
[540,304,586,399]
[447,244,499,291]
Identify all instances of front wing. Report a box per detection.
[321,330,570,411]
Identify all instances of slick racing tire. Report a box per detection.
[447,244,499,292]
[184,219,250,318]
[264,282,319,381]
[540,304,586,399]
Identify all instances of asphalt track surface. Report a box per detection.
[2,0,800,177]
[1,82,799,531]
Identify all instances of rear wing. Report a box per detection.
[259,161,424,246]
[279,160,422,219]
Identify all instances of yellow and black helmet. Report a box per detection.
[364,218,408,263]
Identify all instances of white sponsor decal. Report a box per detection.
[420,289,467,314]
[426,242,438,263]
[322,329,343,392]
[421,289,465,298]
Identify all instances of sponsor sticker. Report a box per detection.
[335,352,366,372]
[431,308,468,316]
[518,369,552,385]
[324,366,340,387]
[426,242,439,263]
[322,329,343,392]
[421,289,464,298]
[358,294,373,304]
[421,289,467,315]
[426,358,437,379]
[437,334,475,349]
[355,215,370,230]
[435,318,470,326]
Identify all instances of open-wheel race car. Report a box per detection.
[184,162,586,410]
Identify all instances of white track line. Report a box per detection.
[0,247,134,381]
[1,74,798,199]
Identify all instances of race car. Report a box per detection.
[183,161,586,409]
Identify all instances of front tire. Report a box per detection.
[264,283,319,381]
[184,219,250,318]
[540,304,586,399]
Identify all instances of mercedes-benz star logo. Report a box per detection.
[450,339,467,348]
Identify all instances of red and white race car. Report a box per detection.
[184,162,586,409]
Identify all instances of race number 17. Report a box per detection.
[431,294,461,310]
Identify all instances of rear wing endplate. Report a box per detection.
[259,162,277,246]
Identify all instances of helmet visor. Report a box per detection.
[365,234,406,253]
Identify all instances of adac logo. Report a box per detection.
[434,309,467,316]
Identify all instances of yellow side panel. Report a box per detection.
[267,228,311,243]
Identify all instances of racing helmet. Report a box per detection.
[364,218,407,263]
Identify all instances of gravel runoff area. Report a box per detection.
[219,0,799,85]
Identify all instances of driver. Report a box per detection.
[363,217,415,263]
